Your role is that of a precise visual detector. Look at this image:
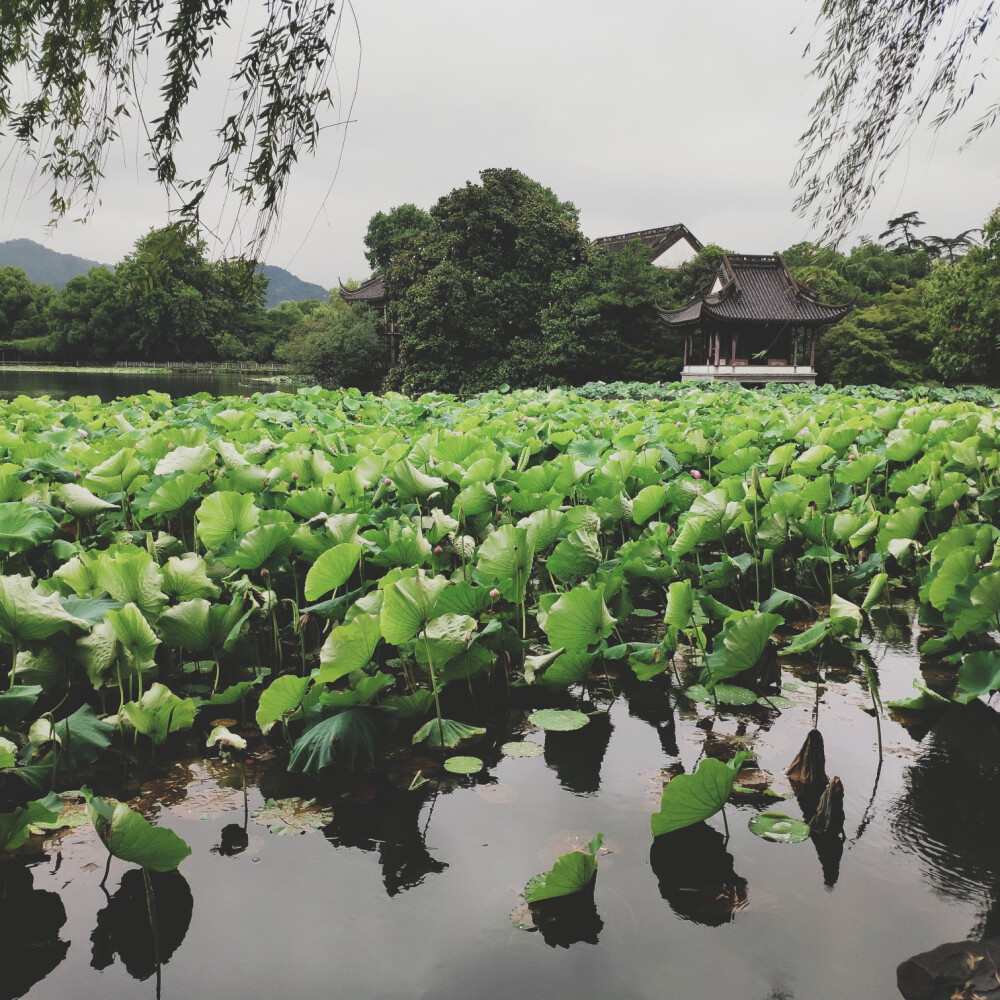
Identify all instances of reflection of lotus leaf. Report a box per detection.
[251,797,333,835]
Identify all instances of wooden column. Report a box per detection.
[683,332,689,367]
[792,330,798,372]
[810,330,816,369]
[730,331,736,371]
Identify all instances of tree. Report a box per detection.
[364,205,433,272]
[817,283,933,387]
[796,1,999,240]
[279,303,384,390]
[385,168,591,394]
[879,212,927,254]
[0,268,51,342]
[46,268,130,363]
[926,207,1000,385]
[0,2,348,250]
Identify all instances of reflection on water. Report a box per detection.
[91,869,193,981]
[0,368,291,402]
[528,889,604,948]
[543,711,613,795]
[323,785,447,896]
[649,822,749,926]
[0,863,68,1000]
[892,702,1000,931]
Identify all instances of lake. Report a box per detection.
[0,368,293,401]
[8,605,998,1000]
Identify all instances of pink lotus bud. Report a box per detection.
[675,421,682,427]
[260,568,269,577]
[77,428,88,438]
[433,544,443,554]
[74,469,81,478]
[502,495,512,504]
[290,472,299,481]
[167,442,175,451]
[665,524,674,536]
[489,588,501,599]
[383,477,392,486]
[690,469,702,480]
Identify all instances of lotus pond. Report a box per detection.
[2,382,1000,1000]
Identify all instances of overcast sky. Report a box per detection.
[2,1,999,290]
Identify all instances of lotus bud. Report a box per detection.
[168,442,176,451]
[77,427,88,438]
[261,568,270,578]
[954,500,960,509]
[383,477,392,486]
[489,588,501,599]
[74,469,81,478]
[433,544,443,555]
[502,495,512,504]
[690,469,702,480]
[675,421,682,427]
[291,471,299,481]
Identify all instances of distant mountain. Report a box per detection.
[0,238,331,308]
[0,238,103,288]
[257,264,329,308]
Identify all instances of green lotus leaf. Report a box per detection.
[748,811,811,843]
[106,602,160,665]
[414,613,477,673]
[411,717,486,747]
[317,613,382,684]
[380,572,450,645]
[154,443,216,477]
[0,792,62,851]
[196,491,260,552]
[632,484,667,525]
[304,542,363,601]
[0,684,43,725]
[139,472,208,517]
[256,674,311,733]
[475,524,534,604]
[780,618,833,655]
[886,680,951,711]
[391,459,448,500]
[954,650,1000,704]
[434,582,493,618]
[94,549,167,621]
[525,832,603,903]
[379,690,434,719]
[522,647,565,685]
[535,649,594,688]
[501,741,544,758]
[543,585,616,652]
[82,789,191,870]
[55,483,118,516]
[546,528,602,583]
[162,553,221,601]
[76,620,121,689]
[120,683,197,745]
[713,684,759,705]
[953,571,1000,639]
[158,598,249,654]
[528,708,590,732]
[0,736,16,767]
[0,502,56,553]
[444,755,483,774]
[0,575,89,646]
[651,752,749,836]
[664,580,694,630]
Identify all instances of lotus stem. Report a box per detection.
[7,640,17,691]
[422,627,446,749]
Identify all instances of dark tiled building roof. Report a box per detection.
[592,224,702,259]
[658,253,852,328]
[339,274,385,305]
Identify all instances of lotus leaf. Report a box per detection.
[120,683,196,745]
[525,832,603,903]
[748,811,811,843]
[82,789,191,870]
[444,755,483,774]
[304,542,363,601]
[411,717,486,748]
[651,752,749,836]
[528,708,590,731]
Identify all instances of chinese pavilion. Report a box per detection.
[658,253,852,385]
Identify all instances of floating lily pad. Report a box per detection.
[714,684,758,706]
[501,741,544,758]
[251,797,333,835]
[755,694,794,710]
[748,811,811,843]
[444,755,483,774]
[528,709,589,732]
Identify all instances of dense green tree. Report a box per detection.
[386,168,590,394]
[0,267,51,342]
[818,283,933,386]
[926,207,1000,386]
[279,303,384,390]
[114,227,267,360]
[364,205,433,272]
[46,268,130,363]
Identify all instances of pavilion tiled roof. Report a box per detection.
[658,253,852,328]
[592,224,702,258]
[339,274,385,304]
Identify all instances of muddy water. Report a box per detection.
[7,607,1000,1000]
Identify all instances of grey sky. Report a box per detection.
[2,2,998,290]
